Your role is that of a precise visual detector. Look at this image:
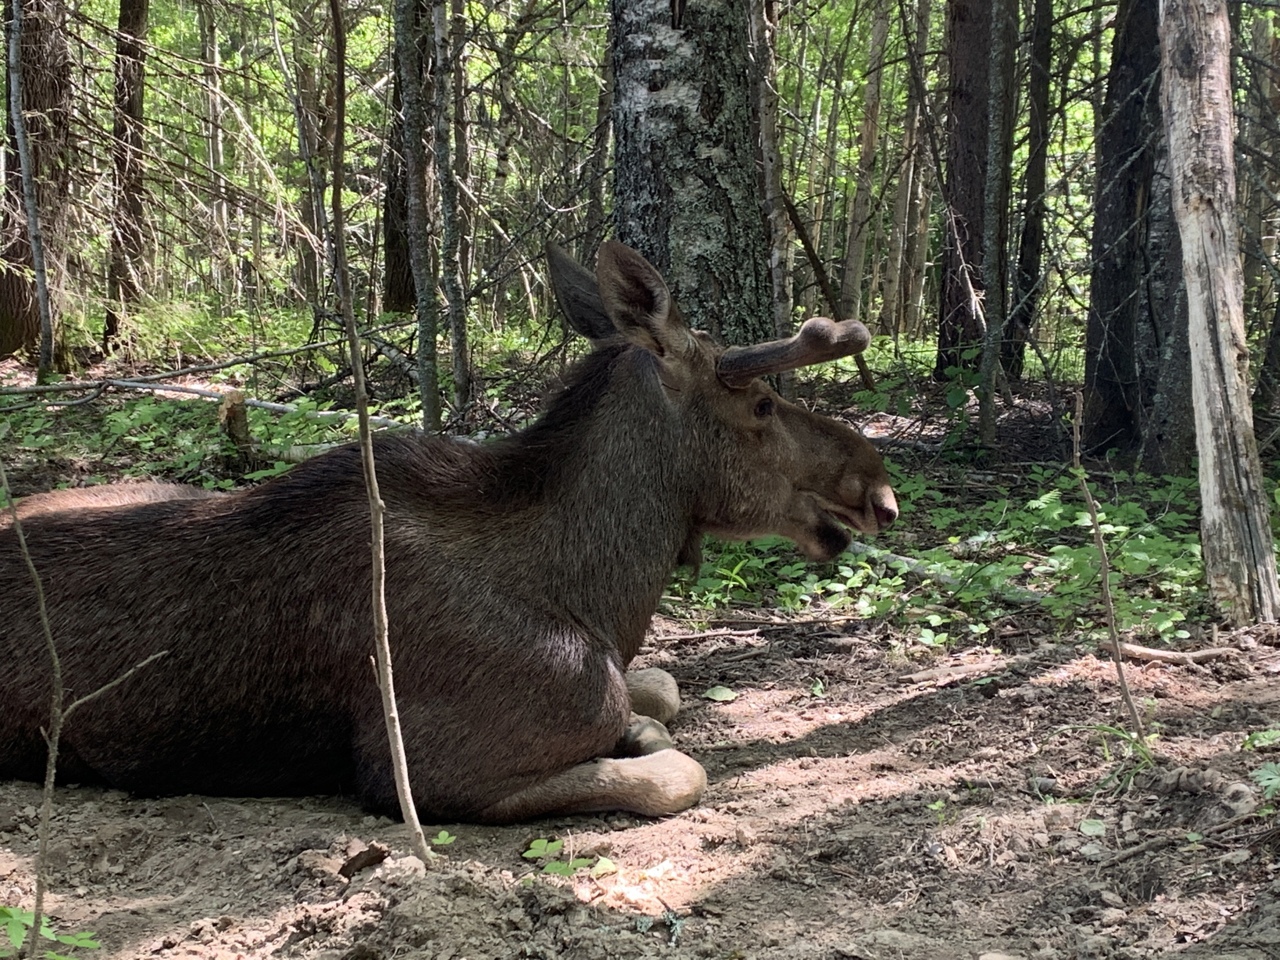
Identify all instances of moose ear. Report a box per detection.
[546,242,618,342]
[595,241,692,358]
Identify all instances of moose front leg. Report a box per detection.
[476,750,707,822]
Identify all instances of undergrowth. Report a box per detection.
[667,462,1234,648]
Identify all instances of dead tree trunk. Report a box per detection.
[1159,0,1280,623]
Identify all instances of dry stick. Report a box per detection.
[1072,392,1145,739]
[1097,638,1238,665]
[0,453,168,959]
[327,0,432,866]
[2,378,406,430]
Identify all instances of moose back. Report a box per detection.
[0,242,897,823]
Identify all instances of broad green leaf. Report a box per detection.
[703,685,737,702]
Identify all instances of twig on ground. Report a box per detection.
[1096,639,1239,665]
[2,377,408,429]
[896,658,1012,685]
[1100,812,1262,868]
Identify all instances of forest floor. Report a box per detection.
[2,617,1279,960]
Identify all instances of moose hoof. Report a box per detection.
[623,749,707,816]
[617,714,675,757]
[626,667,681,724]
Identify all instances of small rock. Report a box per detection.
[1099,890,1125,909]
[381,855,426,884]
[1099,907,1127,927]
[1079,842,1107,862]
[1028,777,1063,797]
[978,952,1027,960]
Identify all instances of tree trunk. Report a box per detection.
[611,0,772,345]
[393,0,442,429]
[1135,146,1194,476]
[750,0,791,344]
[838,0,889,327]
[198,0,228,296]
[0,0,68,362]
[935,0,991,379]
[382,92,415,315]
[1004,0,1051,379]
[1082,0,1159,453]
[1159,0,1280,622]
[104,0,150,349]
[977,0,1016,443]
[433,0,469,409]
[899,0,934,341]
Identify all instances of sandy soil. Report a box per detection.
[3,616,1279,960]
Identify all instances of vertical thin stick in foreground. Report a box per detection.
[327,0,432,863]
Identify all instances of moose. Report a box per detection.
[0,241,897,823]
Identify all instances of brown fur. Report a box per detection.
[2,482,220,527]
[0,242,897,823]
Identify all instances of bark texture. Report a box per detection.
[104,0,150,348]
[1159,0,1279,622]
[1004,0,1051,379]
[0,0,68,361]
[1083,0,1160,453]
[935,0,990,378]
[611,0,771,345]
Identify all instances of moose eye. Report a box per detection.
[754,397,775,419]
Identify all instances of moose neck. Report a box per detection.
[501,347,694,664]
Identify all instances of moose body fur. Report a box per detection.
[0,242,897,822]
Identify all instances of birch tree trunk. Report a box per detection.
[611,0,772,345]
[1159,0,1280,623]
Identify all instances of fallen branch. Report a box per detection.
[4,377,407,430]
[897,658,1011,685]
[1096,639,1238,665]
[1100,811,1261,868]
[845,540,1043,606]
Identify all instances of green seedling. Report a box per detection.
[0,906,99,960]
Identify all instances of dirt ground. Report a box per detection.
[3,617,1279,960]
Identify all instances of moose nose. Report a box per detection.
[873,494,898,531]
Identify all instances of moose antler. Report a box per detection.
[717,317,871,386]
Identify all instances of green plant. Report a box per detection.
[0,906,99,960]
[521,838,615,878]
[1242,729,1280,751]
[430,830,457,846]
[1251,763,1280,800]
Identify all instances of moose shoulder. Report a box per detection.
[0,241,897,823]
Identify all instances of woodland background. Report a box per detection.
[0,0,1278,626]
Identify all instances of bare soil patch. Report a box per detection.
[3,619,1279,960]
